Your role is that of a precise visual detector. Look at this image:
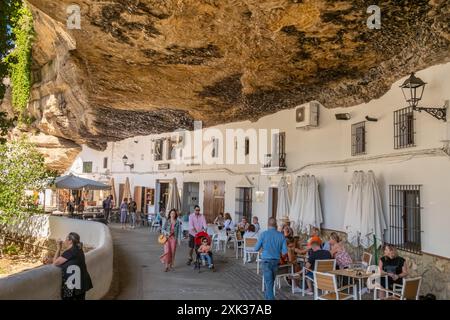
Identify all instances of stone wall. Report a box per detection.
[314,228,450,300]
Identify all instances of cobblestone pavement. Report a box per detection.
[108,224,310,300]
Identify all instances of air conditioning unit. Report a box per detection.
[295,101,320,129]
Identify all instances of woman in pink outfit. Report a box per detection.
[160,209,182,271]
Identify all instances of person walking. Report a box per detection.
[254,217,288,300]
[103,195,113,223]
[160,209,183,271]
[128,197,137,229]
[52,232,93,300]
[120,198,128,229]
[187,205,207,265]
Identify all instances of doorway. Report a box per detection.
[182,182,199,215]
[155,181,170,214]
[134,187,155,214]
[203,181,225,223]
[268,187,278,219]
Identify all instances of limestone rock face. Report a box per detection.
[7,0,450,168]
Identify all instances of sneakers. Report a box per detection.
[292,287,303,294]
[209,264,214,269]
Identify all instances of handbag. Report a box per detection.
[158,234,168,245]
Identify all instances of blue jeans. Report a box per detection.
[262,260,279,300]
[200,253,213,266]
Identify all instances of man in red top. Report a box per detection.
[187,205,207,265]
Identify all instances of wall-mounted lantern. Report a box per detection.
[400,72,447,122]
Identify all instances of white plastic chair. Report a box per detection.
[213,230,228,252]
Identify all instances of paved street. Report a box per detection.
[107,224,308,300]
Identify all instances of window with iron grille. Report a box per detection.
[394,107,415,149]
[211,137,219,158]
[153,139,163,161]
[103,157,108,169]
[82,161,92,173]
[351,121,366,156]
[388,185,422,254]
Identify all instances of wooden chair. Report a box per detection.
[243,237,259,263]
[302,259,336,296]
[375,277,422,300]
[314,271,357,300]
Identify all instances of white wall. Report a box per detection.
[0,216,113,300]
[72,62,450,258]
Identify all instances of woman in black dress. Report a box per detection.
[53,232,93,300]
[378,244,408,298]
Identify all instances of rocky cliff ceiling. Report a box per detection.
[2,0,450,171]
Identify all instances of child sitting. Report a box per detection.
[198,237,214,269]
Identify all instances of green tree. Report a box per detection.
[1,0,34,113]
[0,139,56,224]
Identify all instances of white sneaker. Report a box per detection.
[305,289,313,296]
[292,287,303,294]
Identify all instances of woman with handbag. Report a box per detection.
[159,209,182,272]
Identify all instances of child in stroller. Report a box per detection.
[194,231,215,272]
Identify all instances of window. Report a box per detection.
[211,137,219,158]
[82,161,93,173]
[103,157,108,169]
[388,185,422,254]
[245,137,250,156]
[235,187,252,221]
[394,107,415,149]
[351,121,366,156]
[153,139,163,161]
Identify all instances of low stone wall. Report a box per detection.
[0,215,113,300]
[317,228,450,300]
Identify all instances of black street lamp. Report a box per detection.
[400,72,447,122]
[122,155,134,170]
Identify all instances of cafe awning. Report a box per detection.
[54,174,111,190]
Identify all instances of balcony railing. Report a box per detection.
[263,153,286,170]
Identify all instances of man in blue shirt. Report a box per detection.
[254,217,288,300]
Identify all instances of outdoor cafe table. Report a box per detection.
[328,269,388,300]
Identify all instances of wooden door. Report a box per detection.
[203,181,225,223]
[270,187,278,219]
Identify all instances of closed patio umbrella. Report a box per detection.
[294,175,323,234]
[361,171,387,250]
[289,175,303,230]
[166,178,182,214]
[122,177,131,202]
[110,177,117,207]
[276,176,290,222]
[343,171,365,247]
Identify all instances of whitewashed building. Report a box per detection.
[63,63,450,298]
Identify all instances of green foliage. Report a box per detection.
[4,244,19,255]
[0,111,17,144]
[0,139,56,225]
[0,0,34,113]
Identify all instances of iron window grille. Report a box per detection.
[153,139,163,161]
[235,187,252,222]
[351,121,366,156]
[211,137,219,158]
[394,107,415,149]
[103,157,108,169]
[388,185,422,254]
[82,161,93,173]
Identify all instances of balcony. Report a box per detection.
[261,153,286,175]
